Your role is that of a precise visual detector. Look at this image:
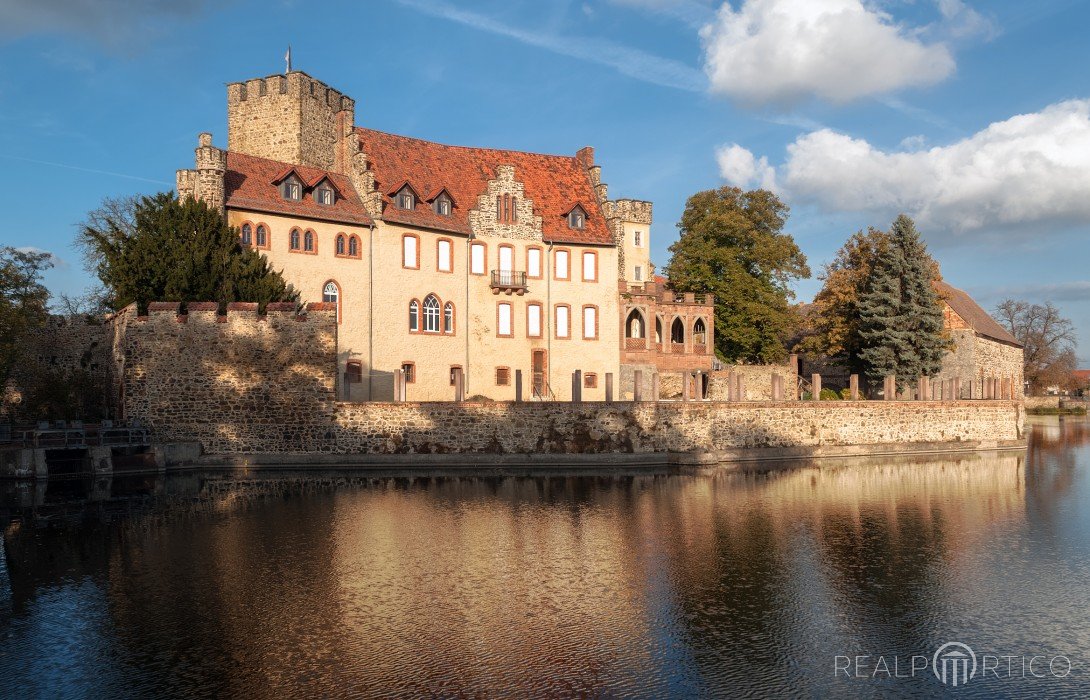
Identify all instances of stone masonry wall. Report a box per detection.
[708,365,798,401]
[107,300,1023,456]
[937,329,1024,399]
[2,316,113,421]
[111,301,338,453]
[332,401,1023,456]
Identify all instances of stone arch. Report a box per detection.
[625,308,645,339]
[693,317,707,344]
[671,317,685,345]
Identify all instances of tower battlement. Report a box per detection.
[226,71,356,172]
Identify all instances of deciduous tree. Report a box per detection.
[994,299,1076,393]
[0,247,52,388]
[664,187,810,363]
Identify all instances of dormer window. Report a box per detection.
[434,194,452,216]
[282,179,301,201]
[397,189,415,210]
[316,187,334,206]
[568,206,586,230]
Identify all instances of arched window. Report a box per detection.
[443,302,454,334]
[290,228,301,250]
[671,318,685,344]
[323,281,340,322]
[304,230,315,252]
[256,225,268,248]
[694,318,707,344]
[336,234,346,256]
[408,300,419,332]
[423,294,441,333]
[348,235,359,258]
[241,223,252,246]
[626,309,644,339]
[655,317,663,344]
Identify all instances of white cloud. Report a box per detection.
[716,143,776,190]
[727,99,1090,234]
[700,0,956,105]
[932,0,999,41]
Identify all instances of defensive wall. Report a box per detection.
[103,302,1025,461]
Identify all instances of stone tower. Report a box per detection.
[576,146,653,283]
[226,71,356,173]
[176,132,227,213]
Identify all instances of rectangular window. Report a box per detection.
[471,242,486,275]
[402,235,418,269]
[634,231,642,247]
[450,366,461,386]
[635,265,643,281]
[527,303,542,338]
[497,302,513,337]
[582,251,597,282]
[555,305,570,339]
[498,245,514,272]
[585,373,598,389]
[555,250,570,280]
[401,362,415,383]
[496,367,511,386]
[346,361,363,384]
[437,239,452,272]
[527,247,542,279]
[583,306,598,340]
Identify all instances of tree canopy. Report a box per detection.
[664,187,810,363]
[0,247,52,388]
[78,193,296,313]
[856,215,948,385]
[994,299,1075,393]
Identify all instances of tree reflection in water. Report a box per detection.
[2,425,1089,698]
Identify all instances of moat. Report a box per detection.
[0,418,1086,698]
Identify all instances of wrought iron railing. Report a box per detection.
[490,270,527,291]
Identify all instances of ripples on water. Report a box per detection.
[2,418,1089,698]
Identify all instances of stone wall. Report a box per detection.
[708,365,798,401]
[2,316,113,421]
[331,401,1022,456]
[111,302,338,453]
[937,329,1024,399]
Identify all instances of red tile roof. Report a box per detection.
[356,128,614,245]
[934,280,1023,347]
[224,152,374,226]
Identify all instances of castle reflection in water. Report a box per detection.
[2,418,1087,698]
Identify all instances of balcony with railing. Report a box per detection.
[490,270,528,295]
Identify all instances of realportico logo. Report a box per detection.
[835,641,1073,686]
[933,642,976,686]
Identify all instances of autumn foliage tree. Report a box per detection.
[664,187,810,363]
[802,215,947,386]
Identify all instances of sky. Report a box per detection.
[2,0,1090,359]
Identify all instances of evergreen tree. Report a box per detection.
[857,215,948,387]
[665,187,810,363]
[78,193,295,312]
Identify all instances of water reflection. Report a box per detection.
[2,424,1089,697]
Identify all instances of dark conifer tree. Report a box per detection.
[79,193,295,313]
[857,215,947,387]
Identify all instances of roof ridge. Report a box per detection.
[355,126,581,162]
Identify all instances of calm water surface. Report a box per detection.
[2,418,1089,698]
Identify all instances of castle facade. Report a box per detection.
[177,70,713,401]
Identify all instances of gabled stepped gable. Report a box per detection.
[356,127,613,245]
[224,151,373,226]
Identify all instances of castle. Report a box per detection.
[176,70,714,401]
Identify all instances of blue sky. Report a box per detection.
[3,0,1090,358]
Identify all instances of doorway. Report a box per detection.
[532,350,547,398]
